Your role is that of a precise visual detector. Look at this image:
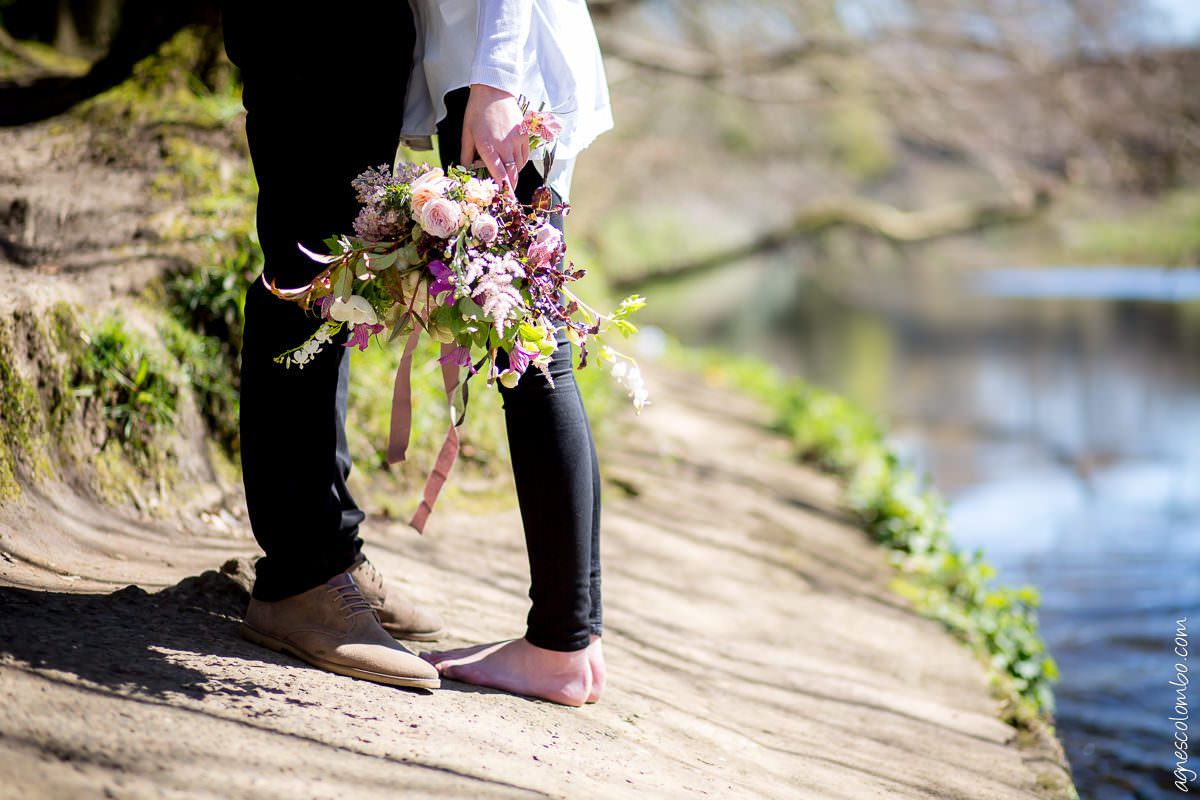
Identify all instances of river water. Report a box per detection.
[703,265,1200,799]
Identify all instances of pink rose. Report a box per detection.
[472,213,499,244]
[418,197,463,239]
[526,223,562,266]
[535,223,562,247]
[410,168,451,217]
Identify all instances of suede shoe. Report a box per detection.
[348,553,446,642]
[240,571,440,689]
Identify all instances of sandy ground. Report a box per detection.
[0,356,1076,799]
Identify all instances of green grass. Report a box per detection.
[73,314,178,464]
[659,332,1060,729]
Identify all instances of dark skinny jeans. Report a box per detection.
[223,3,602,652]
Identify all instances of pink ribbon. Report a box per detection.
[385,327,464,534]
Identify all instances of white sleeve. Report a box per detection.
[469,0,533,97]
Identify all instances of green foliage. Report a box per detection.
[157,229,258,457]
[71,26,244,129]
[823,97,896,182]
[772,379,884,474]
[660,332,1060,726]
[160,315,240,457]
[1070,189,1200,265]
[589,206,728,281]
[74,315,178,462]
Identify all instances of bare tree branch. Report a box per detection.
[609,191,1049,291]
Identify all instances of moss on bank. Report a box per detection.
[0,298,174,505]
[658,333,1062,732]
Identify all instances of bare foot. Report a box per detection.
[420,638,592,707]
[586,635,605,704]
[420,641,496,669]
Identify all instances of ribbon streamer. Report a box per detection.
[385,327,466,534]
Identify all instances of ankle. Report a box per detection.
[521,637,590,665]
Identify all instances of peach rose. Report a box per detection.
[410,168,451,217]
[418,197,463,239]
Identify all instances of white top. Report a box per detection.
[401,0,614,202]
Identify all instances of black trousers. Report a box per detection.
[222,6,602,651]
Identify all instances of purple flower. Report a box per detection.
[428,260,455,298]
[342,322,385,351]
[507,343,538,374]
[314,294,333,318]
[438,344,475,374]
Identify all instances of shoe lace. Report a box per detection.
[329,577,376,619]
[356,557,385,597]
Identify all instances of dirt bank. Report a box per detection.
[0,352,1076,799]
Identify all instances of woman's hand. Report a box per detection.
[461,83,529,191]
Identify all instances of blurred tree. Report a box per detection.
[0,0,217,125]
[585,0,1199,283]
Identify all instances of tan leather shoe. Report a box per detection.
[348,553,446,642]
[240,571,440,689]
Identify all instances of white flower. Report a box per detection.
[329,295,378,327]
[611,360,628,379]
[464,177,498,206]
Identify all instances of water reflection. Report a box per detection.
[758,268,1200,799]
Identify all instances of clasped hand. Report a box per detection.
[461,83,530,192]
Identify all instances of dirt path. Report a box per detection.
[0,355,1074,799]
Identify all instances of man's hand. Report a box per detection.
[461,83,529,191]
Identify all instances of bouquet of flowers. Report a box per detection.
[263,110,648,533]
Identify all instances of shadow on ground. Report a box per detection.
[0,559,287,701]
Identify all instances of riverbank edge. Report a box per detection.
[649,330,1079,800]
